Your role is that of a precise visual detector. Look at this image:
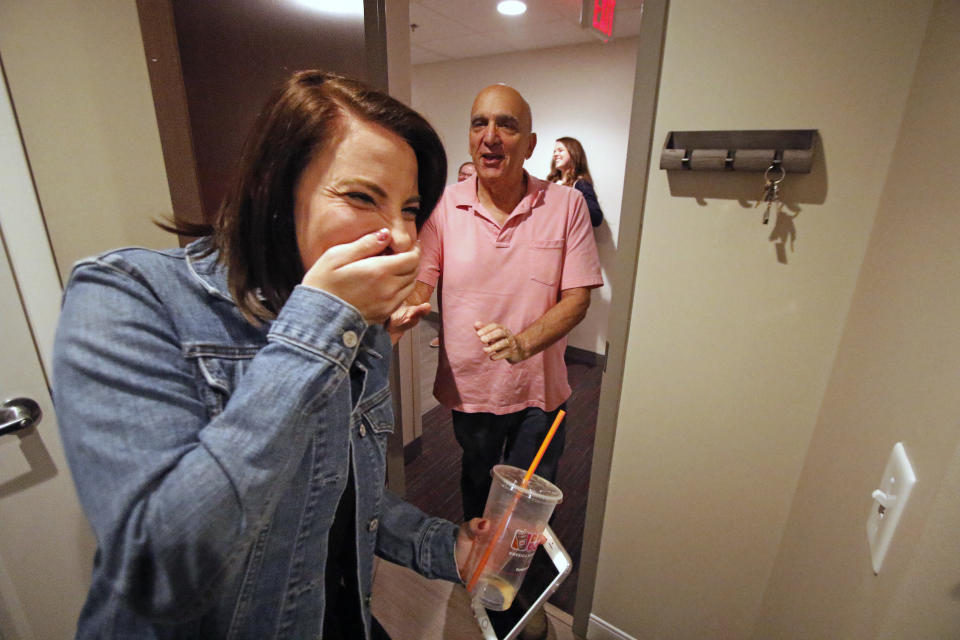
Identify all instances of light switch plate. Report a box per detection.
[866,442,916,574]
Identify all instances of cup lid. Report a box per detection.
[491,465,563,504]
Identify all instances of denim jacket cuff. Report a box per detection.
[267,286,368,369]
[421,519,462,584]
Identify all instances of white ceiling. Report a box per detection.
[409,0,644,65]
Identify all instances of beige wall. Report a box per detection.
[412,38,641,355]
[0,0,173,280]
[755,1,960,637]
[592,1,938,637]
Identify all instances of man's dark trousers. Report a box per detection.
[452,404,567,521]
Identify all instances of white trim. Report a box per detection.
[0,65,63,381]
[586,614,636,640]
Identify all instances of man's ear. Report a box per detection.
[525,132,537,159]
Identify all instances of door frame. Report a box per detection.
[391,0,670,633]
[575,1,669,634]
[0,60,63,377]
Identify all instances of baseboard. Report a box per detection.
[565,345,606,369]
[586,614,636,640]
[403,437,422,465]
[542,603,572,627]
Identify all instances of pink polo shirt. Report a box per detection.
[417,173,603,414]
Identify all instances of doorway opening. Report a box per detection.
[396,0,646,617]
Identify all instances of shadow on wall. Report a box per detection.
[665,137,829,264]
[0,428,57,498]
[591,221,615,354]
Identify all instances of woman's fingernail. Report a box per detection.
[376,228,389,241]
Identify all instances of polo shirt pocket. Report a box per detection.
[529,239,564,286]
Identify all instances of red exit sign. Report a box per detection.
[592,0,616,38]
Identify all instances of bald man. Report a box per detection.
[397,84,602,638]
[408,84,603,526]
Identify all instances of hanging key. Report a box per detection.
[756,164,785,225]
[763,181,780,224]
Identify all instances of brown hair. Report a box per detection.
[546,136,594,187]
[165,70,446,323]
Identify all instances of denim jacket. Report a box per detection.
[53,239,460,639]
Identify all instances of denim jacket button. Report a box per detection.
[342,330,359,348]
[367,518,378,532]
[359,422,367,437]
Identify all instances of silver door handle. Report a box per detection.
[1,397,42,436]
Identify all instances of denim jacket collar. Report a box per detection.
[184,238,235,305]
[182,239,389,363]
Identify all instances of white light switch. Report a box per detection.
[866,442,916,574]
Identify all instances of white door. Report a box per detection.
[0,66,94,640]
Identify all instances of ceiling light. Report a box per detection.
[497,1,527,16]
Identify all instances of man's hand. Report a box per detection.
[473,288,591,364]
[387,301,431,344]
[475,320,528,364]
[455,518,490,582]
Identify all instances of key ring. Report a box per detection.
[763,163,785,185]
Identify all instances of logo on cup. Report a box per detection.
[511,529,543,552]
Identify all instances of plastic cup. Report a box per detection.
[464,465,563,611]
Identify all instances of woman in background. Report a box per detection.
[547,136,603,227]
[53,70,485,640]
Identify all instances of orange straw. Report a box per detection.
[466,409,566,592]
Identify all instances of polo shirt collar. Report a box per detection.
[454,170,547,218]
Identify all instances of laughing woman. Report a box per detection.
[547,136,603,227]
[53,71,486,640]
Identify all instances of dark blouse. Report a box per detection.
[574,180,603,227]
[322,369,367,639]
